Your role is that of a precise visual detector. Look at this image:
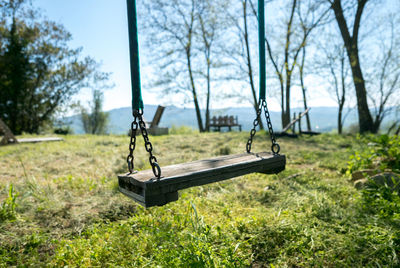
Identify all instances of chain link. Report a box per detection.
[127,116,138,173]
[246,100,280,155]
[126,109,161,179]
[261,99,280,154]
[246,101,262,153]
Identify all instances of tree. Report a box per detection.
[328,0,374,133]
[365,13,400,132]
[80,90,109,135]
[144,0,205,132]
[249,0,330,128]
[226,0,264,129]
[316,34,352,134]
[196,0,228,131]
[0,0,107,134]
[329,0,399,133]
[298,45,311,131]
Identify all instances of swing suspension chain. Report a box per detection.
[127,116,138,173]
[262,99,280,154]
[246,100,280,155]
[127,109,161,179]
[246,102,262,153]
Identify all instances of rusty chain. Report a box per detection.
[126,109,161,179]
[246,99,280,155]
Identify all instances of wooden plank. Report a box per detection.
[300,131,320,136]
[147,127,168,136]
[118,152,286,207]
[150,105,165,128]
[282,108,311,133]
[18,137,64,143]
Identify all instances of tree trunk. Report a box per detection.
[186,48,204,132]
[243,0,263,130]
[331,0,374,133]
[299,46,311,131]
[371,119,381,134]
[198,11,213,133]
[395,125,400,135]
[386,121,399,135]
[283,76,292,128]
[338,102,344,134]
[264,32,285,130]
[281,0,297,129]
[292,112,296,133]
[350,51,374,133]
[338,53,346,134]
[205,55,211,132]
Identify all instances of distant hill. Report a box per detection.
[65,105,397,134]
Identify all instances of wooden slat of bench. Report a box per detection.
[118,152,286,207]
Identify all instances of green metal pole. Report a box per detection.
[258,0,266,100]
[126,0,144,110]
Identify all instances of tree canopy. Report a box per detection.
[0,0,107,134]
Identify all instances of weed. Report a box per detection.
[216,145,231,155]
[361,181,400,220]
[0,184,18,222]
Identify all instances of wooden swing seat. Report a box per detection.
[118,152,285,207]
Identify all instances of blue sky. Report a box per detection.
[35,0,142,111]
[34,0,339,112]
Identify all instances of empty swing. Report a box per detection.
[118,0,286,208]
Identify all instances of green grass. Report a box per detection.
[0,132,399,266]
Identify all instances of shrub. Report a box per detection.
[347,134,400,174]
[54,126,73,135]
[347,134,400,226]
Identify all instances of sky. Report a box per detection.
[34,0,339,112]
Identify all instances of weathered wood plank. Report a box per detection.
[282,108,311,133]
[118,152,286,207]
[18,137,64,143]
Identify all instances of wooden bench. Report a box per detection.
[210,115,242,132]
[118,152,285,207]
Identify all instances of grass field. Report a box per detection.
[0,131,399,266]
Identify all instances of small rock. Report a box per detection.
[351,169,376,181]
[353,172,400,193]
[369,172,400,193]
[354,178,368,190]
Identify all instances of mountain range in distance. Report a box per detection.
[65,105,397,134]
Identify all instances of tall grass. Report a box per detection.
[0,133,399,266]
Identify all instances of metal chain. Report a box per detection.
[246,100,280,155]
[261,99,280,154]
[246,101,262,153]
[126,109,161,179]
[127,115,138,173]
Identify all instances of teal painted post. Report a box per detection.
[258,0,266,100]
[126,0,144,110]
